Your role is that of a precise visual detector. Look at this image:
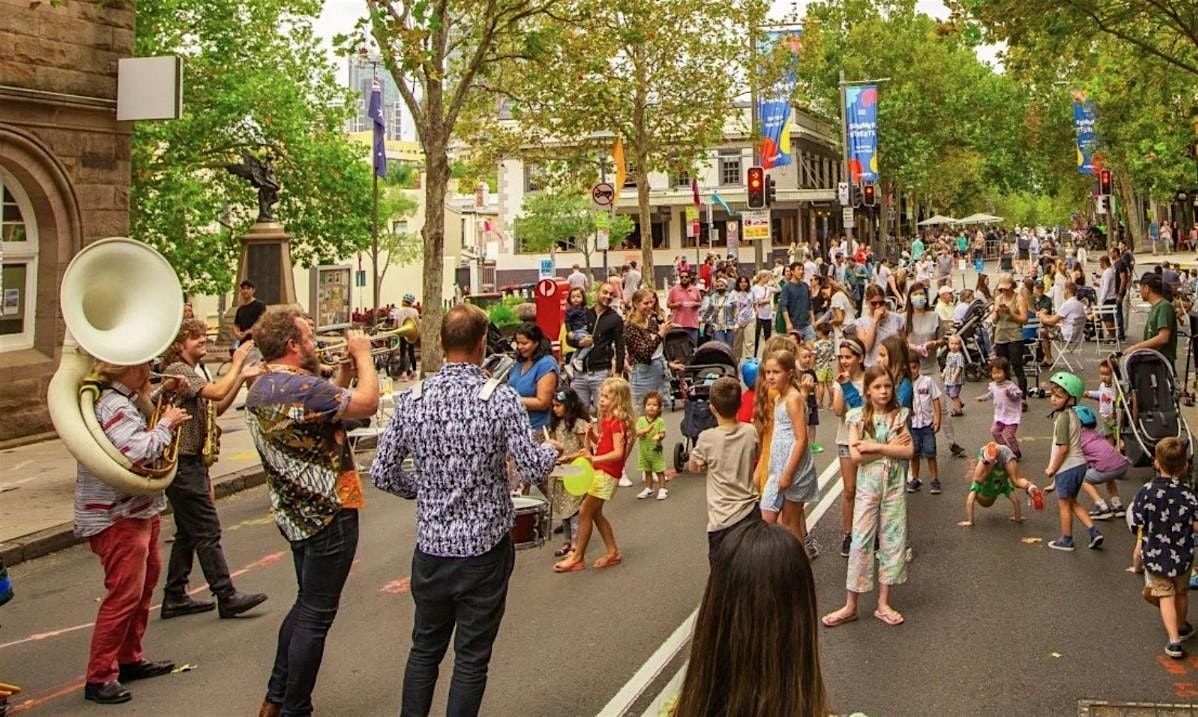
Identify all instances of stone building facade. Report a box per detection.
[0,0,134,443]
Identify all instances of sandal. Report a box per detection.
[553,558,585,573]
[874,608,905,626]
[821,610,858,627]
[593,553,623,569]
[554,543,573,557]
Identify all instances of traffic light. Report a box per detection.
[765,174,777,207]
[1099,169,1112,196]
[747,166,765,208]
[850,183,862,209]
[863,183,877,207]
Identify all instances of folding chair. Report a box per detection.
[1046,313,1087,374]
[1091,303,1121,356]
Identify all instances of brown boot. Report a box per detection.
[258,700,282,717]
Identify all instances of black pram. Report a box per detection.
[672,341,738,472]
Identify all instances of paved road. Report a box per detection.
[2,300,1190,716]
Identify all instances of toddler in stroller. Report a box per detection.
[672,341,739,472]
[1113,349,1194,468]
[950,294,992,382]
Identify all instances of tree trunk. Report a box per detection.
[636,167,653,290]
[1115,174,1140,250]
[879,179,893,244]
[420,137,449,375]
[632,49,654,290]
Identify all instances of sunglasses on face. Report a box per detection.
[869,300,885,307]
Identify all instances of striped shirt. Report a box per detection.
[73,382,171,537]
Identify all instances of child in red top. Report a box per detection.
[737,359,760,424]
[554,377,634,573]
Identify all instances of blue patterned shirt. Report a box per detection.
[1130,476,1198,578]
[372,363,558,557]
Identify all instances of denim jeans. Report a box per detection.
[572,370,609,413]
[164,457,233,600]
[401,536,515,717]
[711,329,734,347]
[266,509,359,717]
[630,360,666,412]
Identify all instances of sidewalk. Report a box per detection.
[0,376,411,568]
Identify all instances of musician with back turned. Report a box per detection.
[242,307,378,717]
[74,360,191,705]
[371,303,559,717]
[158,319,268,620]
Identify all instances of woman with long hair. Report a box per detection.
[750,270,777,357]
[509,323,558,431]
[624,289,672,414]
[730,274,755,360]
[674,521,827,717]
[989,273,1029,412]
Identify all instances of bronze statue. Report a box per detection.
[225,151,280,222]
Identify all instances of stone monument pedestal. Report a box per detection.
[234,221,297,307]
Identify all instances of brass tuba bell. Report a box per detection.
[395,316,420,344]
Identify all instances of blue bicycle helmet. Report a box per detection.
[1072,405,1097,428]
[741,358,760,388]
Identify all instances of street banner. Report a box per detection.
[1071,90,1098,175]
[843,84,878,183]
[711,192,737,216]
[613,137,626,188]
[369,76,387,178]
[757,28,802,169]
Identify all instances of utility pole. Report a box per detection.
[839,70,853,251]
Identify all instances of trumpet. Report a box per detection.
[316,318,419,363]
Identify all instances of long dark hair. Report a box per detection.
[675,521,827,717]
[550,386,588,432]
[513,322,551,363]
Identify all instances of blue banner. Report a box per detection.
[1072,93,1098,175]
[843,84,878,183]
[757,28,802,169]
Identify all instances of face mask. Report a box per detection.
[911,295,927,309]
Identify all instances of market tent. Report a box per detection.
[917,214,958,226]
[958,212,1004,225]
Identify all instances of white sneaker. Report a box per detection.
[619,477,634,488]
[656,488,669,500]
[636,488,653,499]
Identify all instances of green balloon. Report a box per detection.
[562,457,594,496]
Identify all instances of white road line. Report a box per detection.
[602,458,845,717]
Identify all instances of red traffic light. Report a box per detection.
[747,166,765,208]
[1098,169,1112,196]
[863,183,876,207]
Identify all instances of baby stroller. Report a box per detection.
[952,299,991,382]
[662,328,697,410]
[672,341,739,472]
[1114,349,1193,468]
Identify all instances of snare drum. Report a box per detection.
[510,495,549,549]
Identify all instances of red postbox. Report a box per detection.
[534,278,568,358]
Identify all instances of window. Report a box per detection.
[1,169,37,351]
[719,151,742,186]
[671,169,691,188]
[622,160,637,188]
[525,163,548,193]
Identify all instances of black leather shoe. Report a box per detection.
[84,681,132,704]
[118,659,175,683]
[161,595,215,620]
[218,591,268,619]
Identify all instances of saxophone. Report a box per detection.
[201,396,221,467]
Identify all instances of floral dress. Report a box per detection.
[845,406,910,594]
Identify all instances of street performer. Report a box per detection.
[75,360,189,705]
[372,304,559,717]
[158,319,268,619]
[243,307,378,717]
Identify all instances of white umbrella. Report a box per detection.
[958,212,1004,225]
[917,214,958,227]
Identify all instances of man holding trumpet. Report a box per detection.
[243,308,379,717]
[158,319,268,620]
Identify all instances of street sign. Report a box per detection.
[726,221,739,258]
[591,182,615,208]
[743,209,770,241]
[842,206,855,229]
[538,257,554,279]
[837,181,849,206]
[596,228,610,251]
[536,278,557,297]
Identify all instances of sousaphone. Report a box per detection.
[47,238,184,494]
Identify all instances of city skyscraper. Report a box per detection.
[346,57,410,141]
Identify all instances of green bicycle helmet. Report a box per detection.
[1048,371,1084,400]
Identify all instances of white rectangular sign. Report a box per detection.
[842,207,855,229]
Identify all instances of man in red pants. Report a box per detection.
[74,360,189,704]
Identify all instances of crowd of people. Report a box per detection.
[56,220,1198,715]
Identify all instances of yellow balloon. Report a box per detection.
[562,457,594,496]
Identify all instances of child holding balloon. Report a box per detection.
[547,388,589,557]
